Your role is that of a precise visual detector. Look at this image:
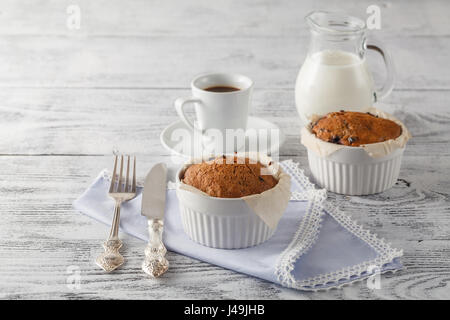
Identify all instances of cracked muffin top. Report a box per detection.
[182,156,278,198]
[311,111,402,146]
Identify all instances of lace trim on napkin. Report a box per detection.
[275,160,403,291]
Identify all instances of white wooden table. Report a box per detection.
[0,0,449,299]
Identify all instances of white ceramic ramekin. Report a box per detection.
[301,109,410,196]
[306,146,405,195]
[175,159,285,249]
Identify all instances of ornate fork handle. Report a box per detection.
[142,219,169,277]
[96,200,125,272]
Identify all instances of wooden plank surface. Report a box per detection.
[0,155,449,299]
[0,0,449,300]
[0,89,449,156]
[0,36,448,89]
[0,0,448,37]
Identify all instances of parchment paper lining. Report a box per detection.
[300,107,412,158]
[177,152,291,229]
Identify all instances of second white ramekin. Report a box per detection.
[307,146,405,195]
[301,108,410,196]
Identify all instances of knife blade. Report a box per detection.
[141,162,169,277]
[141,162,167,220]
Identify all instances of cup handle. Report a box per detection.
[365,37,395,102]
[174,97,202,132]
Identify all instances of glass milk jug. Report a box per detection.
[295,11,395,124]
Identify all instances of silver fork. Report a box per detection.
[96,155,137,272]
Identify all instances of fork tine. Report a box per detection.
[125,155,130,192]
[118,155,124,192]
[132,156,136,193]
[109,155,118,193]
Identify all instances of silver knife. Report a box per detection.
[141,162,169,277]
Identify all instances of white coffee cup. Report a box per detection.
[174,73,253,152]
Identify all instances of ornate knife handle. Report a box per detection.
[142,219,169,277]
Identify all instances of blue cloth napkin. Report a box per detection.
[73,160,403,290]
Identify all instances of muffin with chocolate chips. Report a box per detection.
[311,111,402,146]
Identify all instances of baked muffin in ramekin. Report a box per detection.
[176,153,291,249]
[301,108,411,195]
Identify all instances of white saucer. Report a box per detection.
[160,116,285,158]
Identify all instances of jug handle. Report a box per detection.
[364,37,395,102]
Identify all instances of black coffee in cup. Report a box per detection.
[204,86,240,92]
